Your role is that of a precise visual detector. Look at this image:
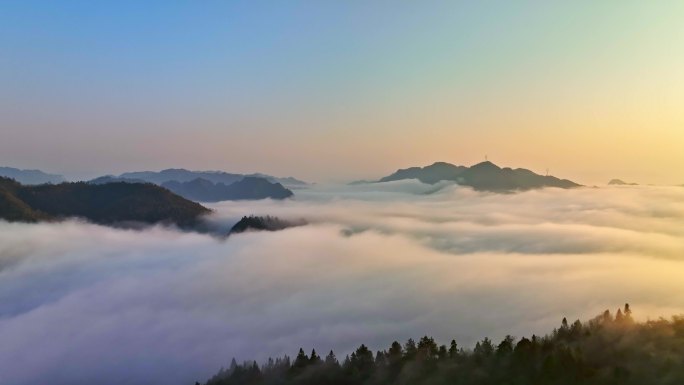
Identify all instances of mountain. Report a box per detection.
[229,215,305,235]
[120,168,243,185]
[247,173,308,187]
[374,161,580,192]
[608,179,638,186]
[0,177,210,227]
[0,180,48,222]
[0,166,66,185]
[161,177,294,202]
[379,162,467,184]
[88,175,149,185]
[117,168,307,187]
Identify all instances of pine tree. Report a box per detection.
[404,338,417,359]
[293,348,309,370]
[309,349,321,365]
[325,350,339,367]
[448,340,459,359]
[388,341,403,360]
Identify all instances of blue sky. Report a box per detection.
[1,1,683,183]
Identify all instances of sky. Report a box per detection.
[1,1,683,184]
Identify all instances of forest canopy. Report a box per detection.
[200,305,684,385]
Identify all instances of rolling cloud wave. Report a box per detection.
[1,184,684,385]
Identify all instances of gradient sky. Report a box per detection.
[1,1,683,184]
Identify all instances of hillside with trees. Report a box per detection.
[199,304,684,385]
[0,176,210,227]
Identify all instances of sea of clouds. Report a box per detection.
[2,181,684,385]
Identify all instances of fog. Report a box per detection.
[2,183,684,385]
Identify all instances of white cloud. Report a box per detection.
[1,184,684,385]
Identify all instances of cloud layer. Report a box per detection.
[2,183,684,385]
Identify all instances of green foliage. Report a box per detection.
[202,304,684,385]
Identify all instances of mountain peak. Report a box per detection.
[470,161,500,170]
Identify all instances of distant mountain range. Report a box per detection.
[89,169,298,202]
[117,168,307,187]
[373,161,581,192]
[0,167,66,185]
[608,179,638,186]
[0,177,210,227]
[162,177,293,202]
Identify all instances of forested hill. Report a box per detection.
[229,215,305,235]
[376,161,580,192]
[200,304,684,385]
[0,177,210,227]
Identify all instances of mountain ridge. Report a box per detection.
[0,177,210,227]
[162,177,293,202]
[118,168,307,187]
[0,166,66,185]
[374,161,581,192]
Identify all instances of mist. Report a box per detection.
[2,183,684,385]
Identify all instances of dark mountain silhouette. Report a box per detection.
[229,215,306,235]
[375,161,580,191]
[162,177,294,202]
[0,166,65,185]
[379,162,467,184]
[0,176,210,227]
[608,179,638,186]
[117,168,307,187]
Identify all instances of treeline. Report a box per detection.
[200,304,684,385]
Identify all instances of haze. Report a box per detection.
[2,1,684,184]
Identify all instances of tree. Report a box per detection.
[404,338,417,359]
[448,340,459,359]
[438,344,448,360]
[292,348,309,370]
[388,341,403,360]
[325,350,339,367]
[602,309,613,323]
[417,336,438,361]
[474,337,494,356]
[374,350,387,367]
[352,344,375,372]
[624,303,633,323]
[309,349,321,365]
[496,335,515,356]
